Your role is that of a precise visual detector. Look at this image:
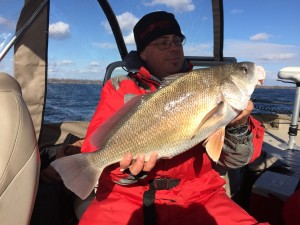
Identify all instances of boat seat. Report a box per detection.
[278,67,300,83]
[0,72,40,225]
[102,61,126,85]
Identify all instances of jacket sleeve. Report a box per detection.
[216,116,265,169]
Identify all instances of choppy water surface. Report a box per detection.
[44,83,296,123]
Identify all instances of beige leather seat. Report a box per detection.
[0,73,40,225]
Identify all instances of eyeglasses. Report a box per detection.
[149,36,186,50]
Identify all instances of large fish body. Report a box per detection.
[51,62,265,199]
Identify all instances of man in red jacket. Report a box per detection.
[79,11,267,225]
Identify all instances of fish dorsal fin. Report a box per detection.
[160,72,188,88]
[90,94,146,149]
[202,127,225,162]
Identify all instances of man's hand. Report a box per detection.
[228,100,254,127]
[119,152,158,176]
[59,139,84,157]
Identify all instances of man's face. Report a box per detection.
[140,34,185,79]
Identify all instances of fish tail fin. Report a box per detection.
[50,153,102,200]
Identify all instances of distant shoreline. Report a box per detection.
[48,78,295,89]
[48,78,102,84]
[255,85,295,89]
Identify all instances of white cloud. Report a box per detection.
[101,12,137,47]
[90,61,101,67]
[57,60,73,66]
[224,39,299,64]
[145,0,195,12]
[48,59,106,79]
[48,59,74,74]
[48,61,61,74]
[184,43,212,56]
[101,20,111,32]
[145,39,298,86]
[49,22,70,39]
[219,39,298,86]
[117,12,139,32]
[230,9,243,14]
[124,31,135,45]
[250,33,273,41]
[92,42,117,49]
[78,64,106,75]
[0,16,15,29]
[258,53,296,61]
[201,16,208,22]
[102,12,138,34]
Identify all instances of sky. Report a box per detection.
[0,0,300,86]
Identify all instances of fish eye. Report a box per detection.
[241,66,248,74]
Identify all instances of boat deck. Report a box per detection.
[244,114,300,224]
[253,114,300,178]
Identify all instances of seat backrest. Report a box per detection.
[0,72,40,225]
[102,61,126,85]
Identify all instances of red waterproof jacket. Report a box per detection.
[282,188,300,225]
[79,61,267,225]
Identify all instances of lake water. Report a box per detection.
[44,83,296,124]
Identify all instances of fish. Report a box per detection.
[51,61,265,200]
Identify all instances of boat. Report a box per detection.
[0,0,299,224]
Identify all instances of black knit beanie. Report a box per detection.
[133,11,184,53]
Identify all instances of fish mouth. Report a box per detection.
[256,65,266,85]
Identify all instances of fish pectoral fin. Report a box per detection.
[202,127,225,162]
[191,102,226,140]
